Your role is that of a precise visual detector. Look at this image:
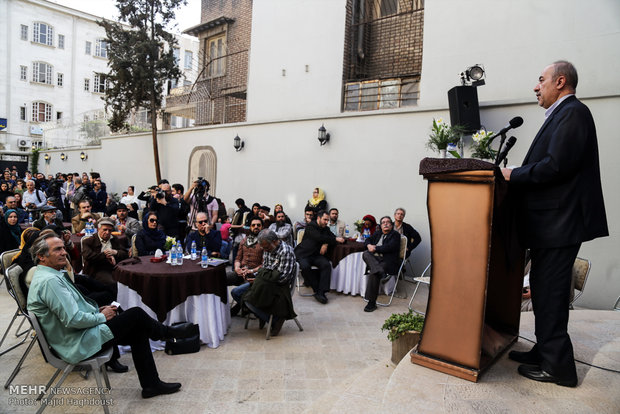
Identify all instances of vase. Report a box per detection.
[391,330,421,364]
[439,149,447,158]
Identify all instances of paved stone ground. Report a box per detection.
[0,278,618,414]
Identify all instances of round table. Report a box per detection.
[113,256,230,348]
[329,240,366,267]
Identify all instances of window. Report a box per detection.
[32,102,52,122]
[56,112,62,120]
[173,48,180,65]
[93,73,107,93]
[344,78,420,111]
[20,106,26,121]
[85,41,91,55]
[33,22,53,46]
[206,34,225,77]
[58,34,65,49]
[95,39,108,58]
[184,50,193,69]
[84,78,90,91]
[57,73,64,87]
[20,65,27,81]
[32,62,53,84]
[20,25,28,40]
[376,0,398,17]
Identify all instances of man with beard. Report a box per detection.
[269,211,294,246]
[327,208,346,237]
[115,203,142,240]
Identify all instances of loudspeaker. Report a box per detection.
[447,86,480,133]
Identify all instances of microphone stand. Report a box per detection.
[494,131,507,165]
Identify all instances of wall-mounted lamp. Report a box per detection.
[460,64,486,87]
[31,144,36,151]
[80,151,88,161]
[318,124,330,146]
[44,153,50,164]
[60,153,67,161]
[233,135,245,152]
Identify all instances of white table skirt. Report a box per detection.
[117,282,231,349]
[329,252,395,297]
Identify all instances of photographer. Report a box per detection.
[147,189,178,237]
[183,178,218,230]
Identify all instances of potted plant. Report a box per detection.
[426,118,465,158]
[382,309,425,364]
[470,128,498,161]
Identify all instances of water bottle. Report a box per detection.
[177,242,184,266]
[363,228,370,240]
[171,243,178,266]
[28,212,33,226]
[344,225,350,239]
[201,247,208,269]
[191,241,197,260]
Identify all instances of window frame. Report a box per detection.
[31,101,52,123]
[20,25,28,41]
[93,73,107,93]
[95,38,108,58]
[32,61,53,85]
[85,41,92,55]
[84,78,90,92]
[33,22,53,46]
[57,73,64,87]
[205,34,226,78]
[58,34,65,49]
[184,50,193,70]
[20,106,26,121]
[20,65,27,81]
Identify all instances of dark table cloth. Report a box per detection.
[113,257,227,322]
[328,241,366,267]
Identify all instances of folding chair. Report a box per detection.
[614,296,620,311]
[0,261,31,357]
[0,249,20,287]
[294,229,315,297]
[569,257,591,309]
[4,264,38,388]
[29,314,113,414]
[408,262,431,315]
[363,235,408,307]
[245,265,303,340]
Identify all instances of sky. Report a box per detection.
[51,0,202,35]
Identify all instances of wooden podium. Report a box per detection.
[410,158,525,382]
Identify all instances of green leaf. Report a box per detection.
[448,150,461,158]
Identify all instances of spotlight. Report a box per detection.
[460,64,486,87]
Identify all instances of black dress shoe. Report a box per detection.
[517,364,577,387]
[230,303,241,317]
[166,322,198,340]
[142,381,182,398]
[364,302,377,312]
[314,292,328,304]
[105,359,128,373]
[509,349,541,365]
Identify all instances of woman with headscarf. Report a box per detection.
[0,209,21,253]
[135,212,166,256]
[306,187,327,214]
[361,214,377,237]
[11,227,40,295]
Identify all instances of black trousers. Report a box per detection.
[298,254,332,294]
[362,251,386,302]
[103,307,168,388]
[529,243,581,379]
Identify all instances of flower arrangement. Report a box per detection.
[353,219,365,233]
[382,309,425,342]
[164,236,176,251]
[426,118,465,152]
[470,128,497,160]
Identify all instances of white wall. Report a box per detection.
[39,0,620,309]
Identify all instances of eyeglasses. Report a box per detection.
[197,220,208,224]
[250,224,261,227]
[148,219,158,223]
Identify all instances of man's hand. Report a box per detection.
[336,237,345,244]
[104,250,117,257]
[501,168,512,181]
[367,244,376,253]
[80,212,92,219]
[319,244,328,255]
[100,306,117,321]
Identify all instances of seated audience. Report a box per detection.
[393,207,421,259]
[27,234,194,398]
[294,210,344,304]
[274,203,292,224]
[242,229,297,336]
[135,212,166,256]
[120,185,140,208]
[114,203,142,240]
[362,216,402,312]
[33,205,64,230]
[228,218,265,313]
[81,217,129,289]
[22,179,47,210]
[89,179,107,214]
[219,216,232,259]
[3,195,27,223]
[269,211,294,246]
[184,212,222,257]
[361,214,377,237]
[244,203,261,226]
[71,199,101,233]
[306,187,327,214]
[294,206,315,240]
[0,181,12,204]
[0,209,21,253]
[328,208,346,237]
[258,205,274,227]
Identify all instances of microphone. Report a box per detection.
[488,117,523,142]
[495,136,517,166]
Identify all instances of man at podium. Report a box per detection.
[501,61,608,387]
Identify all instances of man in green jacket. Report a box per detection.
[28,233,195,398]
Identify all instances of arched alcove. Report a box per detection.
[187,146,217,196]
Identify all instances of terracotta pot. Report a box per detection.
[391,330,421,364]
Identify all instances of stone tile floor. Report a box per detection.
[0,279,618,414]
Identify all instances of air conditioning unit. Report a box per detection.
[18,139,32,149]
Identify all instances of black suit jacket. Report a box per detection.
[81,235,129,276]
[294,221,337,259]
[510,95,608,248]
[365,230,402,275]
